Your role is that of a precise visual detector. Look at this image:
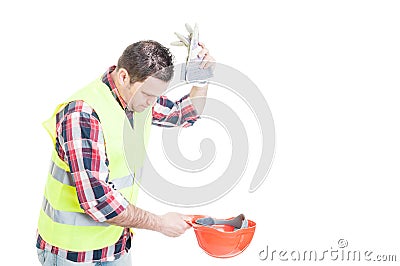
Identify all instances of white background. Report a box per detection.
[1,0,400,265]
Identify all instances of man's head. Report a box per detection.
[113,40,174,112]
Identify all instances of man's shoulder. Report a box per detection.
[56,100,100,124]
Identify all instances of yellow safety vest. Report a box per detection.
[37,77,152,251]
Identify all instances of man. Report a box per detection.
[36,40,214,265]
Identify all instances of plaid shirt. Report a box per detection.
[37,66,199,263]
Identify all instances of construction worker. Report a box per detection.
[36,39,214,265]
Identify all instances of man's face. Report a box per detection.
[127,76,169,112]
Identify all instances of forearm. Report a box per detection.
[107,204,161,231]
[189,84,208,115]
[152,94,200,127]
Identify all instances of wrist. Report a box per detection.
[154,214,164,233]
[191,82,208,89]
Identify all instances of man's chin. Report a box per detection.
[133,106,147,112]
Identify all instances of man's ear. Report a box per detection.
[117,68,130,86]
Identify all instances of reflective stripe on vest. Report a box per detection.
[42,197,109,227]
[49,160,136,190]
[49,160,74,186]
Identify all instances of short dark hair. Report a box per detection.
[117,40,174,83]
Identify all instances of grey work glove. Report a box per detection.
[171,23,214,85]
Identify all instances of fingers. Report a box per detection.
[169,220,190,237]
[177,215,191,233]
[181,215,191,224]
[200,54,215,69]
[197,47,209,59]
[196,43,215,69]
[197,46,211,69]
[159,212,192,237]
[198,42,206,48]
[180,214,192,229]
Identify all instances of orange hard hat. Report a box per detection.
[186,214,256,258]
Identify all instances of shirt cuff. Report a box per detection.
[85,189,130,222]
[181,94,201,126]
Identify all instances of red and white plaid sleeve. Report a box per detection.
[56,100,129,222]
[152,94,200,128]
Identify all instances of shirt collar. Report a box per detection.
[102,65,128,110]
